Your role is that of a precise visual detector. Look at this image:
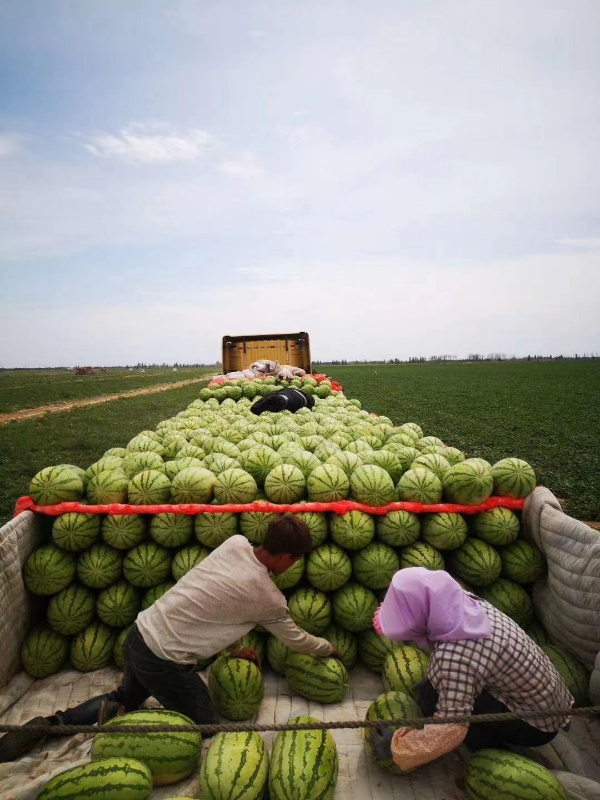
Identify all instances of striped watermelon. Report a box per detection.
[385,444,420,469]
[20,626,69,678]
[443,446,466,466]
[386,432,417,449]
[70,621,116,672]
[296,510,329,546]
[416,435,444,450]
[204,452,239,476]
[37,758,153,800]
[171,544,210,580]
[382,645,430,696]
[97,581,141,628]
[266,635,292,674]
[479,579,534,628]
[399,542,445,571]
[214,468,258,504]
[542,645,590,707]
[306,544,352,591]
[210,438,242,459]
[149,513,193,548]
[52,512,101,552]
[314,441,343,461]
[396,468,443,503]
[240,510,277,545]
[141,581,175,610]
[272,555,305,590]
[208,656,264,720]
[264,464,307,503]
[350,464,396,506]
[200,731,268,800]
[269,715,338,800]
[285,654,349,703]
[307,463,350,501]
[465,749,567,800]
[344,440,374,457]
[128,469,172,504]
[500,540,546,584]
[194,511,238,547]
[161,435,189,459]
[102,514,147,549]
[323,624,358,669]
[103,447,129,458]
[113,625,132,669]
[358,629,397,671]
[363,450,404,482]
[325,450,364,476]
[330,510,375,550]
[288,587,332,634]
[123,543,172,587]
[239,629,267,666]
[176,443,206,460]
[77,543,123,589]
[448,539,501,587]
[411,452,451,479]
[333,583,378,632]
[352,542,399,590]
[365,691,422,773]
[86,470,129,503]
[164,456,204,481]
[47,583,96,635]
[524,618,553,647]
[24,544,77,595]
[29,465,84,505]
[422,512,468,550]
[284,449,322,479]
[471,507,520,545]
[376,510,421,547]
[491,458,536,499]
[238,445,282,486]
[399,422,423,439]
[443,459,494,505]
[171,467,216,503]
[91,709,201,785]
[122,452,165,479]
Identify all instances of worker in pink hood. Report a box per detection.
[369,568,573,773]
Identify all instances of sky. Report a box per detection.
[0,1,599,367]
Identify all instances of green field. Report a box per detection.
[0,367,214,413]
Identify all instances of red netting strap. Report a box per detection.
[14,495,526,518]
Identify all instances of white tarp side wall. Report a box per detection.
[0,511,42,688]
[523,488,600,672]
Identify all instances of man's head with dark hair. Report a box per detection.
[255,514,313,575]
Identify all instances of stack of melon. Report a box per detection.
[21,388,590,713]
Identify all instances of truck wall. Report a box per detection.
[222,332,311,374]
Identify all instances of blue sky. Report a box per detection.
[1,0,599,367]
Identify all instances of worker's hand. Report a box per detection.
[368,724,395,759]
[327,646,343,661]
[234,647,261,670]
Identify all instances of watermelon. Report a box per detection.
[471,507,520,546]
[295,510,329,546]
[204,453,239,476]
[240,509,277,545]
[442,446,466,465]
[363,449,405,482]
[307,464,350,501]
[365,691,422,773]
[333,583,378,632]
[479,578,534,628]
[376,510,421,546]
[214,468,258,504]
[325,451,364,476]
[284,449,322,479]
[358,629,397,671]
[272,555,305,590]
[163,457,204,481]
[399,541,445,571]
[149,513,193,548]
[20,626,69,678]
[123,543,171,587]
[91,709,201,785]
[97,581,141,628]
[465,749,567,800]
[416,435,444,450]
[269,715,338,800]
[199,731,268,800]
[128,470,172,504]
[47,583,96,635]
[177,443,206,460]
[542,645,590,707]
[330,510,375,550]
[443,459,494,505]
[352,542,399,589]
[349,464,395,506]
[411,452,451,479]
[448,539,502,587]
[285,654,349,703]
[422,512,468,550]
[208,656,264,720]
[77,543,123,589]
[194,511,238,547]
[113,626,132,669]
[396,468,443,503]
[288,587,332,634]
[52,512,101,552]
[29,465,84,505]
[306,544,352,591]
[70,621,116,672]
[171,544,210,580]
[239,445,283,486]
[24,544,76,595]
[239,629,267,666]
[122,451,165,479]
[323,625,358,669]
[524,618,553,648]
[266,635,292,674]
[37,758,153,800]
[500,540,546,584]
[104,447,129,458]
[86,470,129,503]
[382,645,430,695]
[141,581,175,610]
[264,464,307,503]
[101,514,147,550]
[170,467,215,503]
[314,441,343,462]
[491,458,536,499]
[161,435,189,459]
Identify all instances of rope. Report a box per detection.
[2,706,598,736]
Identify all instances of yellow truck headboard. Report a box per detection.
[222,332,311,374]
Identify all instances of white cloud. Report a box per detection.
[83,122,213,164]
[218,153,263,178]
[0,134,21,158]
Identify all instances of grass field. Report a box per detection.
[327,361,600,521]
[0,367,214,413]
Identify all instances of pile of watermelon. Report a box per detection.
[204,372,344,400]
